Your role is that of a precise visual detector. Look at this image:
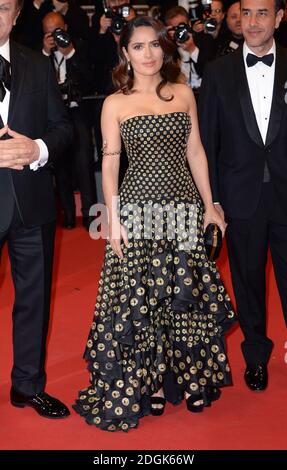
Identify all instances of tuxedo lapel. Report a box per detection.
[265,45,287,147]
[235,47,264,148]
[8,41,26,126]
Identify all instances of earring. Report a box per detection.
[127,61,131,72]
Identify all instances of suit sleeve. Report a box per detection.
[198,62,220,202]
[41,60,73,165]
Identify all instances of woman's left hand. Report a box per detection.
[203,204,227,236]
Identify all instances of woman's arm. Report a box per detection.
[101,95,121,218]
[101,96,128,257]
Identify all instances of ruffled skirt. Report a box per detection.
[73,199,236,431]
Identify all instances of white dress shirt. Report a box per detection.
[213,41,275,205]
[243,41,275,144]
[43,47,76,107]
[179,46,202,89]
[178,0,192,10]
[52,48,75,85]
[0,40,48,170]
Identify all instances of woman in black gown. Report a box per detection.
[73,16,236,432]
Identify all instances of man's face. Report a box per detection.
[52,0,68,13]
[108,0,130,7]
[241,0,283,51]
[0,0,20,46]
[227,2,242,37]
[211,1,225,25]
[43,15,66,35]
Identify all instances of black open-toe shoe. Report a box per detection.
[206,387,221,403]
[150,397,166,416]
[186,394,204,413]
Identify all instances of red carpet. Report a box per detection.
[0,221,286,450]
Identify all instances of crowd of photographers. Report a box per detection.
[11,0,287,228]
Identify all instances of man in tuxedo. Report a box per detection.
[199,0,286,391]
[0,0,71,417]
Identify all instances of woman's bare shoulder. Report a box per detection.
[103,91,125,107]
[102,92,127,118]
[171,82,194,99]
[170,83,196,113]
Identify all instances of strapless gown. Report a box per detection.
[73,112,236,432]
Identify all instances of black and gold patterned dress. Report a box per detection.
[73,111,236,432]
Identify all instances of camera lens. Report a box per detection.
[204,17,217,33]
[110,16,126,35]
[174,23,191,44]
[53,28,71,48]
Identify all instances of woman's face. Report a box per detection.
[124,26,164,77]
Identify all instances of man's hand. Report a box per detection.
[99,14,112,34]
[0,127,40,170]
[43,32,56,55]
[58,42,74,56]
[192,21,205,33]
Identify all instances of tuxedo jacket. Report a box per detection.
[0,41,72,231]
[198,44,287,219]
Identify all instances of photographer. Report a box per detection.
[216,1,243,57]
[92,0,132,32]
[90,1,136,185]
[91,1,136,95]
[43,12,97,229]
[46,0,90,43]
[190,0,225,36]
[165,6,215,96]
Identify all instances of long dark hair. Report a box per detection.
[112,16,182,101]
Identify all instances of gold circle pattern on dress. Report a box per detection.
[73,112,236,432]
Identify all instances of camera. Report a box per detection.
[59,78,81,106]
[188,0,217,34]
[102,1,130,35]
[52,28,72,48]
[173,22,193,44]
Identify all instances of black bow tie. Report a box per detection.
[0,54,11,102]
[246,52,274,68]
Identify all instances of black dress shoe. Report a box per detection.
[244,364,268,391]
[10,388,70,419]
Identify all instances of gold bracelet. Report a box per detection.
[102,150,121,157]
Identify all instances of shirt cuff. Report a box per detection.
[29,139,49,171]
[190,47,199,63]
[65,48,76,60]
